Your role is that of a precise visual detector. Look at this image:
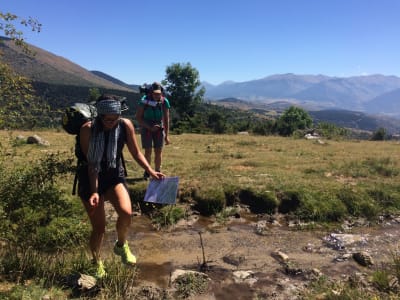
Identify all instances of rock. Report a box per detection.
[323,233,368,250]
[272,250,289,262]
[353,251,374,267]
[223,254,245,266]
[77,274,97,290]
[26,134,50,146]
[233,270,257,286]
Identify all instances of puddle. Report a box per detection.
[136,262,173,288]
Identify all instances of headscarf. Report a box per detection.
[96,99,121,115]
[87,100,121,173]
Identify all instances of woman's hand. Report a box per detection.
[89,192,100,207]
[149,170,166,180]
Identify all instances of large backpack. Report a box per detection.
[61,99,128,195]
[61,103,97,135]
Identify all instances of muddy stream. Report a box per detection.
[101,202,400,299]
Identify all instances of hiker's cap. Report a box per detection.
[152,82,162,94]
[96,99,121,115]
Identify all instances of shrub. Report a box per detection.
[238,188,278,214]
[152,205,185,228]
[367,185,400,211]
[223,184,241,206]
[0,153,84,252]
[295,191,347,222]
[194,187,226,216]
[277,190,302,213]
[337,188,379,219]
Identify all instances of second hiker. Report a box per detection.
[136,82,170,179]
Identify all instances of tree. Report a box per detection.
[0,11,42,129]
[0,12,41,52]
[276,106,313,136]
[371,127,387,141]
[163,62,205,117]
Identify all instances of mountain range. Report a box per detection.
[203,74,400,118]
[1,36,399,133]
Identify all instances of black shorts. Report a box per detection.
[77,165,126,202]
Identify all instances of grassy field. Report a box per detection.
[2,130,400,194]
[1,129,400,298]
[2,129,400,219]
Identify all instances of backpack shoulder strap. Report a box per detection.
[119,119,128,177]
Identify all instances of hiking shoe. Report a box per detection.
[113,241,137,265]
[143,171,150,180]
[94,260,107,279]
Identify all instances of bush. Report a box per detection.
[238,188,278,214]
[152,205,185,228]
[194,187,226,216]
[367,185,400,211]
[277,190,302,213]
[0,151,86,257]
[337,188,379,218]
[295,191,347,222]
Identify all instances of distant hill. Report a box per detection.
[0,37,134,92]
[365,88,400,116]
[212,98,400,134]
[90,70,139,91]
[204,74,400,117]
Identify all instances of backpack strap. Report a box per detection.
[119,119,128,177]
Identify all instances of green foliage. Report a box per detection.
[315,121,350,139]
[371,127,388,141]
[163,62,205,116]
[336,187,379,218]
[0,151,87,252]
[151,205,185,228]
[277,190,302,214]
[367,185,400,211]
[276,106,313,136]
[238,188,278,214]
[194,187,226,216]
[88,87,101,102]
[294,190,347,222]
[0,12,41,51]
[0,12,48,130]
[363,157,399,177]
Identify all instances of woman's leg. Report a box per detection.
[107,183,136,265]
[81,198,106,262]
[154,147,162,171]
[144,147,152,166]
[107,183,132,245]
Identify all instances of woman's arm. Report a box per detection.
[163,106,170,145]
[122,118,164,179]
[80,122,100,206]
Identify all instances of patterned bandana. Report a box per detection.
[96,100,121,115]
[87,118,120,173]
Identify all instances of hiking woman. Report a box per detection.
[78,94,165,278]
[135,82,170,179]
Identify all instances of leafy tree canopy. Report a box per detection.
[163,62,205,117]
[277,106,313,136]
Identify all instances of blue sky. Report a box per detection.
[3,0,400,85]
